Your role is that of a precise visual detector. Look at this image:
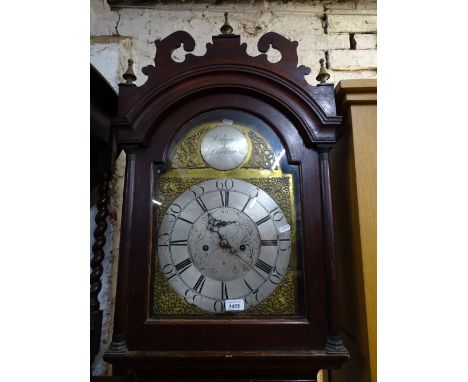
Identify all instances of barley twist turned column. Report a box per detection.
[91,172,110,364]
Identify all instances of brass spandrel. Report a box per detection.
[171,127,210,169]
[244,131,276,169]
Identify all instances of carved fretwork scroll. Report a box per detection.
[114,31,342,146]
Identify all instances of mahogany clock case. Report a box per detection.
[118,93,329,350]
[105,30,348,378]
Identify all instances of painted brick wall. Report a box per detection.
[90,0,377,376]
[91,0,377,90]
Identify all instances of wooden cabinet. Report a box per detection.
[330,79,377,382]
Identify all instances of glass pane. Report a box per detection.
[150,109,304,317]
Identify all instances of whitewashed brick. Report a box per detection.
[354,33,377,49]
[328,15,377,33]
[265,2,324,13]
[317,33,350,50]
[90,0,119,36]
[322,1,356,10]
[356,1,378,10]
[270,14,325,36]
[329,49,377,70]
[91,37,134,90]
[279,33,349,52]
[90,42,121,92]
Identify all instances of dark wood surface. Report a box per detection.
[91,64,118,366]
[105,30,348,380]
[91,172,110,363]
[92,377,126,382]
[91,64,118,204]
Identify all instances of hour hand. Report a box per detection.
[207,213,236,229]
[216,220,237,227]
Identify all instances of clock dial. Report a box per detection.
[158,178,291,313]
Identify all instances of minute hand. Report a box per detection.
[229,249,267,281]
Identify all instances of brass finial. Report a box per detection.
[122,59,137,85]
[220,12,233,35]
[316,58,330,84]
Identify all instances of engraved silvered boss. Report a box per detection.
[200,122,249,170]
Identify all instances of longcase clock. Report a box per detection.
[104,16,349,382]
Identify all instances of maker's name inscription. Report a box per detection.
[200,125,249,171]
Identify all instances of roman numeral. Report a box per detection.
[195,197,208,212]
[221,282,229,299]
[261,239,278,246]
[175,258,192,274]
[256,215,270,226]
[220,191,229,207]
[241,197,251,212]
[170,239,187,246]
[243,279,254,292]
[255,259,273,274]
[193,275,206,293]
[178,217,194,225]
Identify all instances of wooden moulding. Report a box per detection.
[330,79,377,382]
[106,350,347,381]
[335,79,377,110]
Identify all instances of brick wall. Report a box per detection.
[90,0,377,376]
[91,0,377,90]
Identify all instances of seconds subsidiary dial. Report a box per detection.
[158,178,291,313]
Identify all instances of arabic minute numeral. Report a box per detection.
[269,265,284,285]
[162,264,177,280]
[216,179,234,190]
[214,300,224,313]
[170,203,182,213]
[190,186,205,198]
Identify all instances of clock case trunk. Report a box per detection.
[105,31,348,381]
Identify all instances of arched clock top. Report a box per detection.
[145,94,309,165]
[113,30,342,148]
